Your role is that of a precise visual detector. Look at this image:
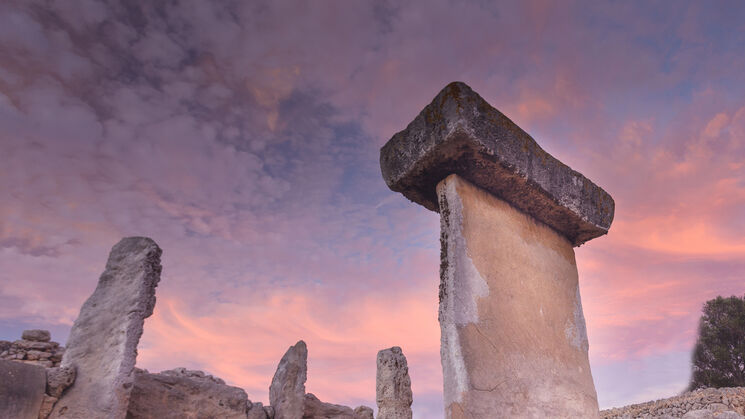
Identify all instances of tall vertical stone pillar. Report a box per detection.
[50,237,162,419]
[380,82,614,418]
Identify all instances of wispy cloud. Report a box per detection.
[1,0,744,416]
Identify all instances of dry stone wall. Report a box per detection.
[0,329,65,368]
[601,387,745,418]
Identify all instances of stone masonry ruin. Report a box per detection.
[2,83,745,419]
[0,237,412,419]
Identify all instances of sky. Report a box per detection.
[0,0,744,417]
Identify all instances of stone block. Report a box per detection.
[380,81,614,246]
[126,368,249,419]
[0,359,46,419]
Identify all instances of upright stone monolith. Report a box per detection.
[270,340,308,419]
[50,237,162,419]
[380,82,615,418]
[376,347,413,419]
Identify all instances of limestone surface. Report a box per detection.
[437,175,598,418]
[270,340,308,419]
[50,237,162,419]
[126,368,249,419]
[380,81,614,246]
[0,359,47,419]
[46,365,76,398]
[376,347,413,419]
[22,329,51,342]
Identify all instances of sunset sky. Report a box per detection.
[1,1,745,417]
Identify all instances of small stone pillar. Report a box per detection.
[376,347,413,419]
[380,82,614,418]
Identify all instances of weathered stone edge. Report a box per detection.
[380,82,615,246]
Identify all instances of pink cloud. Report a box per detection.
[137,285,442,407]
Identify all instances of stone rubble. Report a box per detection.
[601,387,745,418]
[0,329,65,368]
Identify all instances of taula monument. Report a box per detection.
[380,81,615,418]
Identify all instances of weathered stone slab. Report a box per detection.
[437,175,598,418]
[376,347,413,419]
[22,329,51,342]
[380,81,614,246]
[0,359,46,419]
[126,368,249,419]
[50,237,162,419]
[270,340,307,419]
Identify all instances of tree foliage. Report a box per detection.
[689,295,745,390]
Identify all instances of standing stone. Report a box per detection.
[376,347,412,419]
[50,237,162,419]
[380,82,614,418]
[270,340,308,419]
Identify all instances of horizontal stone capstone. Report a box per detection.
[380,81,614,245]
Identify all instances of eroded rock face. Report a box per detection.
[126,368,249,419]
[46,366,76,398]
[270,341,308,419]
[304,393,356,418]
[376,347,412,419]
[247,401,269,419]
[50,237,162,419]
[437,175,598,418]
[354,406,374,419]
[0,359,46,419]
